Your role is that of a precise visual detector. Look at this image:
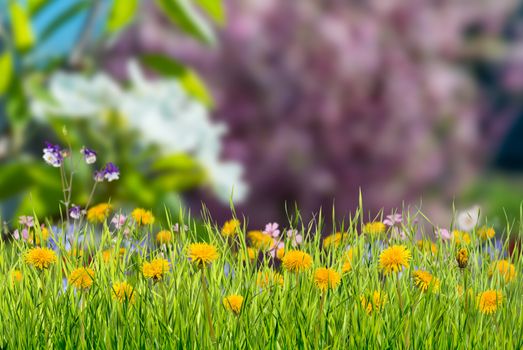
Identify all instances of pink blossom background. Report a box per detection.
[104,0,523,227]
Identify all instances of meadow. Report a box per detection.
[0,143,521,349]
[0,206,521,349]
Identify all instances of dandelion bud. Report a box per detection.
[456,248,468,269]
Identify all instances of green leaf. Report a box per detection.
[39,1,90,44]
[151,154,206,192]
[28,0,49,15]
[107,0,138,33]
[141,53,214,107]
[8,3,36,51]
[155,0,216,45]
[194,0,225,25]
[0,51,13,95]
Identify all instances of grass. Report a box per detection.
[0,205,522,349]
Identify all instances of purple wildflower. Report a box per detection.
[93,170,105,182]
[103,162,120,182]
[69,205,82,220]
[80,147,97,164]
[42,141,63,167]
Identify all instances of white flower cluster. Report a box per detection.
[31,61,247,203]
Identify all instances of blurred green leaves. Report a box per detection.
[155,0,217,45]
[195,0,226,26]
[141,53,214,107]
[8,2,35,51]
[0,52,13,95]
[107,0,138,33]
[0,0,227,222]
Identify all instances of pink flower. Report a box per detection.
[286,229,303,247]
[111,214,131,236]
[263,222,280,238]
[111,214,127,229]
[435,228,451,241]
[13,228,29,241]
[18,216,34,228]
[383,214,402,227]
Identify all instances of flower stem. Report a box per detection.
[201,267,216,343]
[315,292,325,346]
[396,276,403,312]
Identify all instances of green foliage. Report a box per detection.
[141,53,214,107]
[8,2,35,51]
[155,0,217,45]
[0,0,227,222]
[0,51,13,95]
[195,0,226,25]
[107,0,139,33]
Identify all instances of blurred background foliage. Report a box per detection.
[0,0,237,224]
[1,0,523,231]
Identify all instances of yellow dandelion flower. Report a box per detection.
[10,270,23,285]
[416,240,437,254]
[69,267,95,289]
[222,219,240,237]
[477,226,495,240]
[87,203,112,223]
[456,248,469,269]
[314,267,341,292]
[477,290,502,315]
[156,230,173,245]
[488,260,516,283]
[102,249,112,263]
[131,208,155,225]
[276,248,285,260]
[281,250,313,273]
[379,245,411,275]
[361,291,387,314]
[323,232,346,249]
[413,270,440,292]
[342,248,354,273]
[363,222,386,237]
[142,258,170,280]
[248,230,273,250]
[24,247,57,270]
[256,270,284,289]
[243,247,257,261]
[223,295,244,315]
[188,243,219,267]
[452,230,471,245]
[112,282,135,303]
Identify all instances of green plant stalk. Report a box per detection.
[201,267,216,343]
